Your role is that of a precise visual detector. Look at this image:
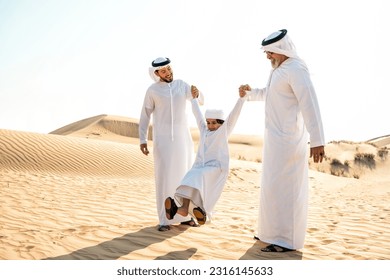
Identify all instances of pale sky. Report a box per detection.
[0,0,388,142]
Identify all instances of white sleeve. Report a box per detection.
[225,97,246,136]
[290,68,325,147]
[246,88,266,101]
[191,98,207,131]
[139,92,154,144]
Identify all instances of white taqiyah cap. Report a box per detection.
[205,109,224,120]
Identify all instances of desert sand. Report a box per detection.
[1,114,389,260]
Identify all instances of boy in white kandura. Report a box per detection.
[164,89,247,225]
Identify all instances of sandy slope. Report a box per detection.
[0,115,389,260]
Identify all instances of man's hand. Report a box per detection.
[310,146,325,163]
[191,85,199,99]
[140,143,149,156]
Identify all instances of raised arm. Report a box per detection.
[191,97,206,131]
[224,96,246,136]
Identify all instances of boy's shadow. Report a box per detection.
[44,226,191,260]
[239,242,303,260]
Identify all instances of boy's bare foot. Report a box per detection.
[176,207,188,217]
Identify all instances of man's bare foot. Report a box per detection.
[176,207,188,217]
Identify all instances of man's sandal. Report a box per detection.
[261,244,295,252]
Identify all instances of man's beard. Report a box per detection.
[271,58,281,69]
[161,76,173,83]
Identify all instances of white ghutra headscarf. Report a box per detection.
[261,29,299,59]
[149,57,171,82]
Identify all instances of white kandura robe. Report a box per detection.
[139,79,204,225]
[175,97,246,221]
[248,58,325,249]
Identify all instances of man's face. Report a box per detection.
[265,51,287,69]
[155,65,173,83]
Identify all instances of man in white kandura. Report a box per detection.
[139,57,204,231]
[239,29,325,252]
[164,88,247,225]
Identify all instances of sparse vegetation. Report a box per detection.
[329,140,358,145]
[330,158,349,177]
[330,158,343,167]
[377,147,389,161]
[230,137,387,180]
[354,153,376,169]
[313,139,388,179]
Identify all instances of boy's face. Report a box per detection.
[206,119,222,131]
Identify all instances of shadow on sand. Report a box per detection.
[44,226,302,260]
[44,226,191,260]
[154,248,197,260]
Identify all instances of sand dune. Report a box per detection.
[0,129,151,177]
[1,115,389,260]
[50,114,152,144]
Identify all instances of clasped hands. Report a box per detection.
[239,84,251,97]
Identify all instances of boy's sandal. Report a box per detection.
[165,197,178,220]
[193,207,206,225]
